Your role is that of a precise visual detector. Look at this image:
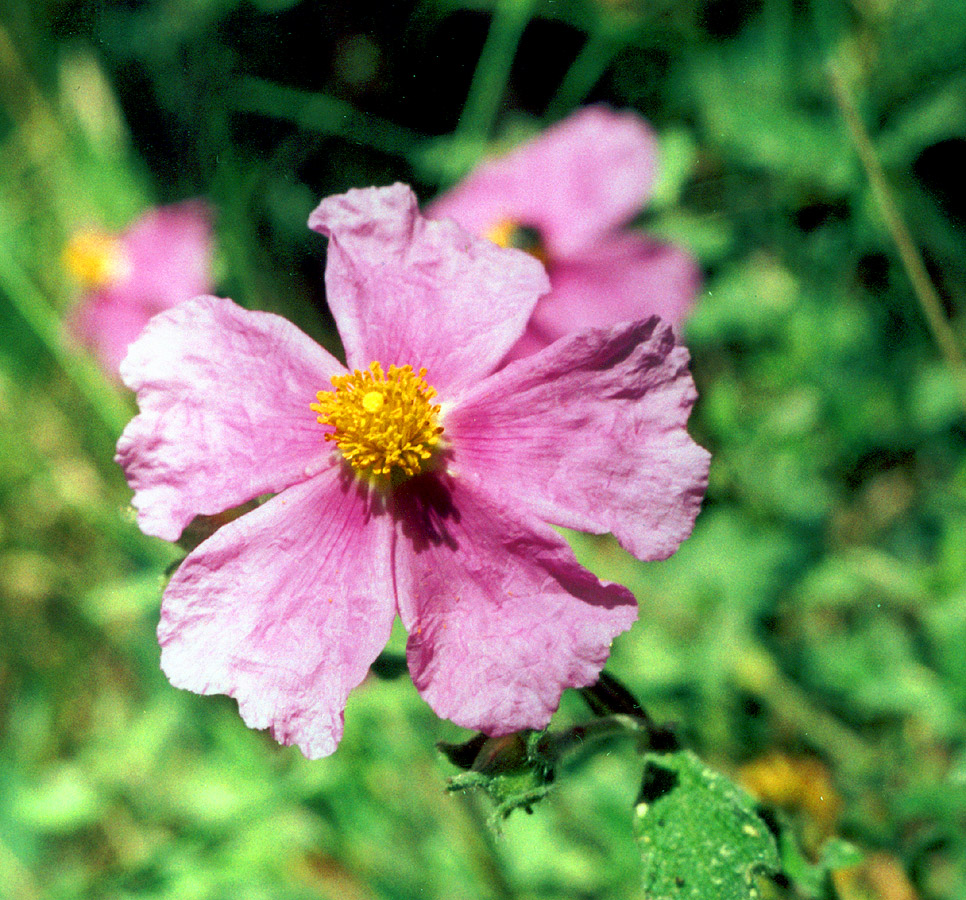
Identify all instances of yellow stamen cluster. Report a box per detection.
[483,218,549,265]
[484,218,517,250]
[312,361,444,479]
[62,229,128,289]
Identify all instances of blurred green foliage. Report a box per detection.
[2,0,966,898]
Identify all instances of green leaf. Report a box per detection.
[649,127,698,211]
[633,751,779,900]
[778,827,863,898]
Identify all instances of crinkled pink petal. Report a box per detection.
[116,295,344,542]
[426,106,657,258]
[159,468,396,759]
[503,234,701,363]
[392,475,638,734]
[308,184,549,393]
[448,318,710,561]
[119,199,213,309]
[498,323,552,363]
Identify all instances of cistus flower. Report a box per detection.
[427,106,700,361]
[115,184,709,759]
[65,200,213,375]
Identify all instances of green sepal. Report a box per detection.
[440,731,556,822]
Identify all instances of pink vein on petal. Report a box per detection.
[308,183,549,392]
[116,295,345,541]
[159,468,396,759]
[393,475,638,735]
[448,318,710,561]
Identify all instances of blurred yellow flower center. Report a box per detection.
[312,361,444,479]
[484,218,549,265]
[62,229,128,289]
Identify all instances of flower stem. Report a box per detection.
[454,792,517,899]
[456,0,536,143]
[230,77,421,158]
[0,243,132,441]
[544,713,668,760]
[731,644,877,778]
[828,61,966,416]
[545,25,621,121]
[578,671,679,750]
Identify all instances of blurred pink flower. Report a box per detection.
[116,184,708,759]
[427,106,700,360]
[66,200,213,375]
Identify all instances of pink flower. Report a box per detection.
[427,106,700,361]
[66,200,213,375]
[116,184,708,759]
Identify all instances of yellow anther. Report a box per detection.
[311,361,444,480]
[484,218,517,250]
[483,218,548,265]
[62,229,128,289]
[362,390,384,413]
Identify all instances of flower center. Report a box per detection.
[484,218,549,265]
[311,361,444,479]
[62,229,129,289]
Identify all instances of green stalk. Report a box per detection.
[545,25,622,121]
[827,62,966,416]
[0,245,132,441]
[231,78,420,158]
[456,0,537,142]
[732,645,876,778]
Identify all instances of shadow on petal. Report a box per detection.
[392,471,462,553]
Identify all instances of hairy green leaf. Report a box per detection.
[633,751,779,900]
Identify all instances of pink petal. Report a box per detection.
[119,199,214,309]
[159,469,397,759]
[427,106,657,258]
[308,184,549,393]
[69,200,215,376]
[69,290,158,375]
[116,296,343,542]
[448,318,710,561]
[503,234,701,363]
[392,476,638,734]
